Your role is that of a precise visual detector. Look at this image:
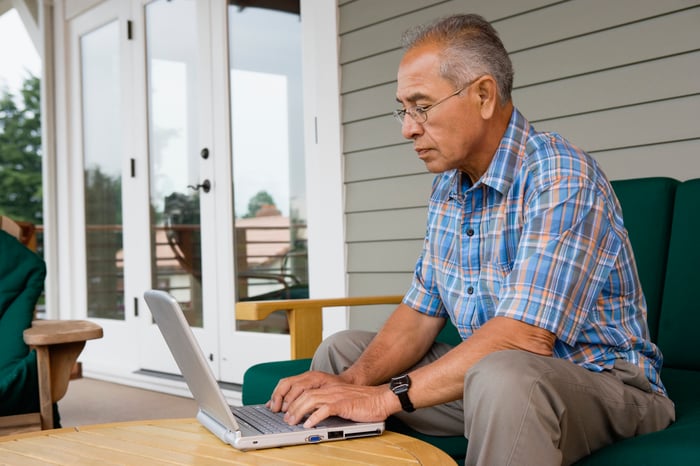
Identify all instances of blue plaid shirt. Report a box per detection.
[403,108,666,395]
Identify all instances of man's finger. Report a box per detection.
[303,404,332,429]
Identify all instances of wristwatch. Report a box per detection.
[390,374,415,412]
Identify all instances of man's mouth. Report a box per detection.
[415,147,431,158]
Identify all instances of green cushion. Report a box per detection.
[437,319,461,346]
[0,230,46,416]
[242,359,311,405]
[656,179,700,370]
[610,177,678,342]
[574,368,700,465]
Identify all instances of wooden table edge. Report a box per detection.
[0,418,458,465]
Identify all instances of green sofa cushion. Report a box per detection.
[242,359,311,406]
[656,179,700,370]
[574,368,700,465]
[0,230,46,416]
[610,177,678,342]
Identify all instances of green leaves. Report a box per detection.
[0,74,42,223]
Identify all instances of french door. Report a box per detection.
[71,0,307,384]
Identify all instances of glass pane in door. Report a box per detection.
[146,0,203,327]
[229,2,308,333]
[81,20,124,320]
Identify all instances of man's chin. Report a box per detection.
[423,160,449,173]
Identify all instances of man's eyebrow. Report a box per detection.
[395,92,430,105]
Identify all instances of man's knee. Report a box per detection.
[463,350,558,414]
[311,330,375,374]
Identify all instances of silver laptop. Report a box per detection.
[144,290,384,450]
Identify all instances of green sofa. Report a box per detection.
[242,177,700,464]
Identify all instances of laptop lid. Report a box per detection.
[144,290,240,434]
[144,289,384,450]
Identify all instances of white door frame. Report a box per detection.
[48,0,348,394]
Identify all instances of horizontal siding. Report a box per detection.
[536,95,700,153]
[349,272,415,295]
[344,143,422,182]
[496,0,700,54]
[338,0,700,328]
[514,51,700,122]
[342,81,396,123]
[339,0,445,35]
[341,49,403,94]
[594,140,700,182]
[339,0,555,65]
[347,272,414,330]
[346,208,427,242]
[344,114,404,153]
[343,49,700,124]
[510,8,700,86]
[345,174,433,212]
[347,240,423,273]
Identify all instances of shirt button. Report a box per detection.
[466,228,475,237]
[467,286,474,295]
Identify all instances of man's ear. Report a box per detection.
[476,76,498,119]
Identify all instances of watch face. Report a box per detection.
[390,374,415,412]
[391,375,410,392]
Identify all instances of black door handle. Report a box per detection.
[188,179,211,193]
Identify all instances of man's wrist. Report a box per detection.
[384,383,404,415]
[390,374,416,412]
[339,370,362,385]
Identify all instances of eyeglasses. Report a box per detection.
[392,77,481,124]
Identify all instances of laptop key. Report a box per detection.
[233,405,306,434]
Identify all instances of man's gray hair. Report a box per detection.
[401,14,514,105]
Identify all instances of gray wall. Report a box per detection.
[338,0,700,330]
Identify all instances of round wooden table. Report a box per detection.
[0,418,457,465]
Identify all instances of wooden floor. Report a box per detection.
[58,378,198,428]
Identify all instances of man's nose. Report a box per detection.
[401,115,423,140]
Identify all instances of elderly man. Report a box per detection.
[268,13,674,465]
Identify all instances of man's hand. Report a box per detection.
[267,370,345,414]
[284,383,399,428]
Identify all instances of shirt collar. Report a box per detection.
[475,107,530,195]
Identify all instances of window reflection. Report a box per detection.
[81,20,124,320]
[229,2,308,332]
[146,0,203,327]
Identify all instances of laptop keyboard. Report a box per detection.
[232,405,306,434]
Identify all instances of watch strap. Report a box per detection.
[390,375,416,413]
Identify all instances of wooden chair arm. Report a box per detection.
[236,295,403,359]
[23,320,103,429]
[24,320,103,346]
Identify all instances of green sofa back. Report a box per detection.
[656,179,700,370]
[609,177,678,342]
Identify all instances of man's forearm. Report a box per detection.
[341,303,444,386]
[404,316,556,409]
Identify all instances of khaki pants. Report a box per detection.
[311,330,675,466]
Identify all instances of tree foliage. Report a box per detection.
[0,74,42,223]
[244,190,276,218]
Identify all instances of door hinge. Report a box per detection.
[126,20,133,40]
[134,297,139,317]
[130,158,136,177]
